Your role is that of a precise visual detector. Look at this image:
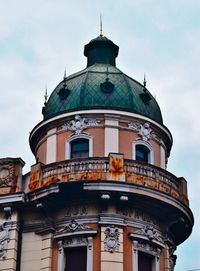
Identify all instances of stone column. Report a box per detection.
[57,241,65,271]
[87,237,93,271]
[132,240,138,271]
[46,128,57,164]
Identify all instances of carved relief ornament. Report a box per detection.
[57,220,90,234]
[135,225,163,243]
[104,225,120,253]
[61,115,101,135]
[128,121,155,141]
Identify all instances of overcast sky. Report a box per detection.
[0,1,200,270]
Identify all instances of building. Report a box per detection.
[0,33,194,271]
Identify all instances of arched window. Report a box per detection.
[133,140,153,164]
[66,135,93,159]
[70,138,89,159]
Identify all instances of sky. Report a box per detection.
[0,1,200,270]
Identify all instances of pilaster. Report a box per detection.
[100,225,123,271]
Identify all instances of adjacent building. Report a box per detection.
[0,33,194,271]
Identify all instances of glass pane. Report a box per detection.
[65,247,87,271]
[136,145,149,163]
[71,138,89,159]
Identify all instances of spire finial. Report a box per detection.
[63,68,67,80]
[100,13,103,37]
[143,73,147,87]
[44,87,48,104]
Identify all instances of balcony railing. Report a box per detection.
[29,157,188,205]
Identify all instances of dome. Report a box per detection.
[42,36,163,125]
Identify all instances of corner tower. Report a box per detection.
[0,34,193,271]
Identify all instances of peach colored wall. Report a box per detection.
[119,130,138,159]
[36,141,47,164]
[36,124,163,167]
[57,128,105,161]
[149,139,161,166]
[87,128,104,157]
[34,127,105,164]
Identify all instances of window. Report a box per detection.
[136,145,150,163]
[66,135,93,160]
[71,138,89,159]
[65,246,87,271]
[56,223,97,271]
[57,237,94,271]
[131,239,160,271]
[133,140,153,164]
[138,251,154,271]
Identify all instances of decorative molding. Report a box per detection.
[120,195,128,201]
[104,225,120,253]
[63,237,88,248]
[135,225,163,243]
[133,239,161,258]
[61,115,101,135]
[57,236,94,271]
[99,215,125,226]
[54,220,97,240]
[128,121,155,141]
[57,220,90,234]
[0,223,10,259]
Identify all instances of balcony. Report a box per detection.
[28,154,188,206]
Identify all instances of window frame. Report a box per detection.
[132,240,160,271]
[66,134,93,160]
[56,233,96,271]
[133,140,154,164]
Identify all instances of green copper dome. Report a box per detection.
[42,36,163,124]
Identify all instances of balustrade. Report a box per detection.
[41,158,180,192]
